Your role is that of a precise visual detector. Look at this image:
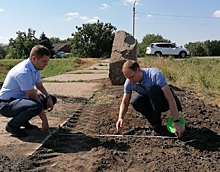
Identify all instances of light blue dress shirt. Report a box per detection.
[0,59,41,100]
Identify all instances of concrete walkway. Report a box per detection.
[43,59,109,98]
[0,59,109,156]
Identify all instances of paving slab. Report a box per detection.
[44,74,108,82]
[43,82,101,98]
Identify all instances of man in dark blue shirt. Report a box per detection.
[116,60,185,138]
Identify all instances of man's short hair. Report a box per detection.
[30,45,51,59]
[122,60,140,72]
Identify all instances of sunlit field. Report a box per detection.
[139,56,220,105]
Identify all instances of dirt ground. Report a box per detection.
[0,77,219,172]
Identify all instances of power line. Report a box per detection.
[137,12,219,19]
[137,21,220,26]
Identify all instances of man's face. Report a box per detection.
[123,68,142,83]
[32,55,50,70]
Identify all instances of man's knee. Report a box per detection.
[130,95,141,109]
[27,101,43,116]
[130,95,148,112]
[150,85,163,96]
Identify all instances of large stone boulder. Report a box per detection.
[109,30,137,85]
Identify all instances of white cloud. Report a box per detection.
[79,16,89,21]
[100,3,110,10]
[212,10,220,17]
[0,36,11,44]
[87,16,99,23]
[66,12,79,17]
[122,0,139,6]
[65,12,79,21]
[65,12,99,23]
[0,8,5,13]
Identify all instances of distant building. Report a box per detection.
[52,43,71,58]
[53,43,71,53]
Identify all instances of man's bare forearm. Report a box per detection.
[118,103,128,119]
[38,110,48,123]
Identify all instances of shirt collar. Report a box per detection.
[140,69,146,85]
[27,58,38,73]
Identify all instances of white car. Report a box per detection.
[146,43,190,58]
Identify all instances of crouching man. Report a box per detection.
[0,45,57,137]
[116,60,185,138]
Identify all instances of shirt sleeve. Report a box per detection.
[124,79,132,94]
[154,71,167,87]
[16,72,35,91]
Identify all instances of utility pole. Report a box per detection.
[132,0,137,37]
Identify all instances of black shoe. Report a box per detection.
[22,122,38,129]
[5,123,28,137]
[152,125,163,136]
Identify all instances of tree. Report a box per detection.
[49,37,68,44]
[7,28,37,59]
[39,32,55,57]
[185,40,220,56]
[6,28,55,59]
[138,34,171,57]
[70,21,116,58]
[203,40,220,56]
[0,44,7,59]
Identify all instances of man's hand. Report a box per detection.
[47,97,54,111]
[174,122,185,138]
[42,120,49,132]
[116,118,123,132]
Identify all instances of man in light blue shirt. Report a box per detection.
[0,45,57,137]
[116,60,185,138]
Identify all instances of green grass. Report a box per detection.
[0,59,23,82]
[0,58,81,81]
[40,58,80,78]
[141,56,220,105]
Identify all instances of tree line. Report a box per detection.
[0,21,220,59]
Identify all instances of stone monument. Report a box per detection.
[109,30,137,85]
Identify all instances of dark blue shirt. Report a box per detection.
[124,68,167,97]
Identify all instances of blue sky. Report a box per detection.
[0,0,220,46]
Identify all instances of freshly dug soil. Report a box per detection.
[1,78,220,172]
